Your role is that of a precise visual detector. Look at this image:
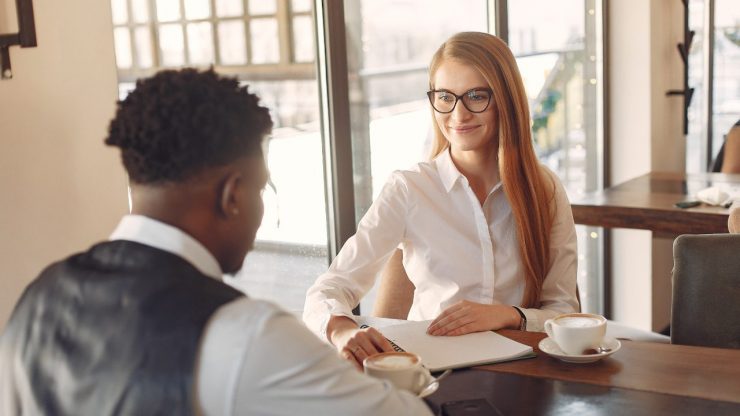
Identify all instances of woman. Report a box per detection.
[303,32,579,369]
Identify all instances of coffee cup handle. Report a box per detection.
[544,319,554,339]
[413,368,432,392]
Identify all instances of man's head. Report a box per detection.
[105,69,273,274]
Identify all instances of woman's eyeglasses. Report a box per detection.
[426,88,493,114]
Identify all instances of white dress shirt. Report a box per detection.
[0,215,431,416]
[303,149,579,336]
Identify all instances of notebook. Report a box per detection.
[362,319,534,372]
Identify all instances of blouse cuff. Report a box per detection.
[319,312,358,343]
[518,308,543,332]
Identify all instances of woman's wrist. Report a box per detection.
[326,315,358,346]
[511,306,527,331]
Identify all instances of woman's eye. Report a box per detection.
[437,93,453,102]
[468,91,486,101]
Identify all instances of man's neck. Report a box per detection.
[130,183,223,271]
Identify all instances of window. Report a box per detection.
[713,0,740,152]
[341,0,489,313]
[508,0,604,313]
[686,0,740,172]
[346,1,605,314]
[110,0,327,313]
[110,0,314,83]
[109,1,606,315]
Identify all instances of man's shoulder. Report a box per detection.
[213,297,292,325]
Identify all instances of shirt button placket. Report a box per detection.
[463,181,495,304]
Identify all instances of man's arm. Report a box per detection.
[195,298,432,416]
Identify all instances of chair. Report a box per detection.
[370,249,583,318]
[729,204,739,234]
[371,249,413,319]
[671,234,740,349]
[372,249,674,342]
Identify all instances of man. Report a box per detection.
[0,69,431,415]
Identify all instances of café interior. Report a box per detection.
[1,0,739,414]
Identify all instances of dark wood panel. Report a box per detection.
[570,172,739,234]
[478,330,740,404]
[425,370,740,415]
[571,204,729,234]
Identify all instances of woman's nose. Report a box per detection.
[451,100,472,121]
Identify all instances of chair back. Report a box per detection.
[371,249,583,319]
[671,234,740,349]
[371,249,414,319]
[729,204,739,234]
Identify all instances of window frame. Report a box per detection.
[111,0,315,83]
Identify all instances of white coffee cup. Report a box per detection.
[544,313,607,356]
[363,352,431,394]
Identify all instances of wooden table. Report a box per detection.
[570,171,739,235]
[425,330,740,414]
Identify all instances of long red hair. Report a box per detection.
[428,32,555,308]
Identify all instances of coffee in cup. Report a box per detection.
[363,352,431,393]
[544,313,607,356]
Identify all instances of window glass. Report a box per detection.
[159,24,186,66]
[113,28,133,69]
[712,0,740,161]
[291,0,312,13]
[134,27,153,68]
[131,0,150,23]
[111,1,328,313]
[249,0,277,15]
[225,10,325,313]
[686,1,740,172]
[250,18,280,64]
[343,0,488,313]
[184,0,211,20]
[293,16,314,63]
[156,0,181,22]
[686,0,706,173]
[216,0,244,17]
[111,0,129,25]
[187,22,215,65]
[509,0,603,313]
[218,20,248,65]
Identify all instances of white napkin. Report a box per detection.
[696,186,731,206]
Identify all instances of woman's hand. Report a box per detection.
[327,316,396,370]
[426,301,521,336]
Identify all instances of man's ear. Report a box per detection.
[218,170,243,219]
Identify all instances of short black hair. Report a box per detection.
[106,68,272,184]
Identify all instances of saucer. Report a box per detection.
[538,337,621,363]
[417,379,438,398]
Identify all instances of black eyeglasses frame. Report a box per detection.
[426,88,494,114]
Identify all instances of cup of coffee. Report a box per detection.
[544,313,607,356]
[363,352,431,394]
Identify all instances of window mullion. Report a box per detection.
[179,0,190,65]
[277,0,293,65]
[314,0,356,260]
[210,0,221,66]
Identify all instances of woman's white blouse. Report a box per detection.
[303,149,579,336]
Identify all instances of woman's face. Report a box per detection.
[431,60,498,156]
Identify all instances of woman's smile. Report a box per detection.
[449,124,481,134]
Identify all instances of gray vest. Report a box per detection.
[1,240,243,415]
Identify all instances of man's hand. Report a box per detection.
[426,301,520,336]
[327,315,396,370]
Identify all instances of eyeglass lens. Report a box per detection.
[428,89,491,113]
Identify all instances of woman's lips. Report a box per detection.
[449,125,480,134]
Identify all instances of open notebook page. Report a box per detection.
[379,320,534,372]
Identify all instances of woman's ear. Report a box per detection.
[218,171,243,219]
